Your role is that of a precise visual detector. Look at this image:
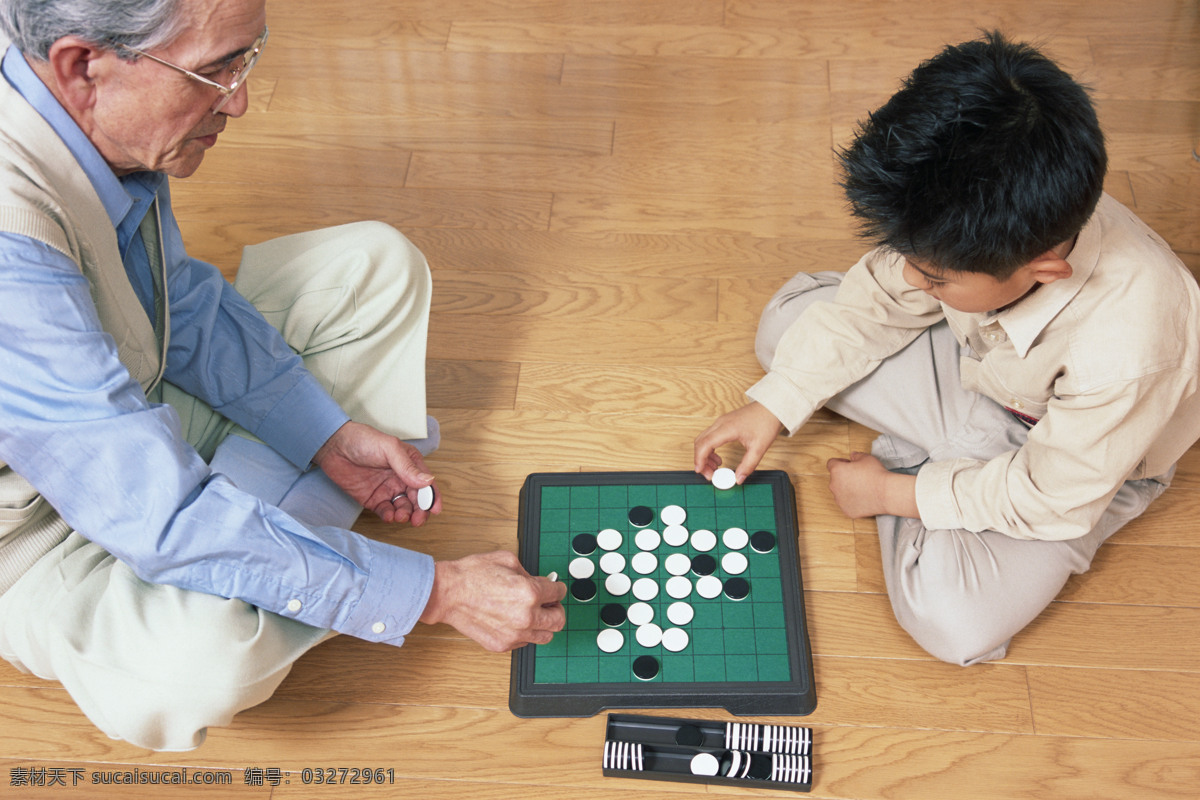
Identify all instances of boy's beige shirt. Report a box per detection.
[749,195,1200,541]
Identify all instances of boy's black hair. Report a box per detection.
[838,31,1107,278]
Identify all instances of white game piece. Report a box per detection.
[661,627,689,652]
[635,623,663,648]
[667,601,694,626]
[631,551,658,575]
[665,552,692,576]
[712,467,737,490]
[416,485,435,511]
[596,528,623,550]
[665,576,692,599]
[605,572,632,597]
[632,577,659,601]
[627,601,655,626]
[662,524,689,547]
[660,504,687,526]
[690,528,717,552]
[722,526,749,550]
[599,552,626,574]
[690,752,720,777]
[696,574,723,599]
[634,528,662,551]
[568,556,595,580]
[722,551,749,575]
[597,628,624,653]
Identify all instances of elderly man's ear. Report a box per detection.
[36,37,109,113]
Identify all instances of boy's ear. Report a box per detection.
[1028,249,1074,285]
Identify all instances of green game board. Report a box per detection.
[509,470,816,718]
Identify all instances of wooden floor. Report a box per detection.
[3,1,1199,798]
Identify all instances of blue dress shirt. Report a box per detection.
[0,46,433,644]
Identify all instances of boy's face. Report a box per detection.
[902,252,1072,314]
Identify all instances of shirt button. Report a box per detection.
[372,622,386,634]
[1011,399,1024,409]
[287,598,302,612]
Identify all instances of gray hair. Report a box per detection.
[0,0,187,61]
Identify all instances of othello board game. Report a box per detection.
[509,470,816,718]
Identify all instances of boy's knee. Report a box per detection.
[882,525,1030,666]
[755,271,843,369]
[893,599,1011,666]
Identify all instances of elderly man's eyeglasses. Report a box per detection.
[116,27,268,114]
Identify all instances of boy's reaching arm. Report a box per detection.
[693,401,784,484]
[695,250,942,485]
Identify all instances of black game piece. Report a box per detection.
[628,505,654,528]
[632,655,659,681]
[571,578,597,602]
[600,603,627,627]
[572,532,598,555]
[751,530,777,553]
[691,553,717,576]
[674,724,704,747]
[724,577,750,601]
[747,753,772,780]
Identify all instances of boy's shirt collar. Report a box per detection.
[949,209,1103,358]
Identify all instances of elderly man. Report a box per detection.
[0,0,566,751]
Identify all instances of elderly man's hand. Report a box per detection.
[313,421,440,525]
[419,552,567,651]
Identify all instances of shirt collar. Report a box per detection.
[2,45,166,233]
[984,211,1103,358]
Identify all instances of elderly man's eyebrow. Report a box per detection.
[194,34,259,71]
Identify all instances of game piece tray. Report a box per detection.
[509,470,816,718]
[602,713,813,792]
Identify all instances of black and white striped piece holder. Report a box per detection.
[602,713,814,792]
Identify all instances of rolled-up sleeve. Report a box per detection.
[747,250,943,433]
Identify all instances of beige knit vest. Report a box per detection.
[0,70,167,589]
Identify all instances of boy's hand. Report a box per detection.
[826,452,920,519]
[694,402,784,484]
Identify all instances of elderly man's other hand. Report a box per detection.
[313,421,440,525]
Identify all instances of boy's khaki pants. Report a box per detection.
[757,271,1168,666]
[0,222,430,750]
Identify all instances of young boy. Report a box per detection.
[693,32,1200,666]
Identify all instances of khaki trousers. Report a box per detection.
[0,222,430,749]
